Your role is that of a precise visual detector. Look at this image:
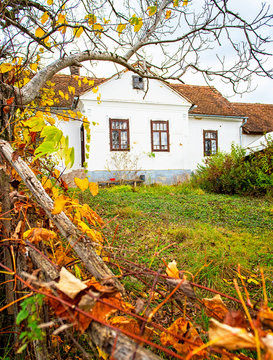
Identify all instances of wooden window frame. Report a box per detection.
[150,120,170,152]
[80,124,85,167]
[109,118,130,151]
[203,130,218,156]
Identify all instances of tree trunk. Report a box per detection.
[0,139,124,293]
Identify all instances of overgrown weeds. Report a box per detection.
[81,184,273,300]
[193,142,273,196]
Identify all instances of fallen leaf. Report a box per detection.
[23,228,57,244]
[209,318,256,350]
[202,294,229,321]
[161,318,205,355]
[224,310,247,329]
[166,260,180,278]
[55,267,87,299]
[262,333,273,358]
[259,306,273,330]
[109,316,140,335]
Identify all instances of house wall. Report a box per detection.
[57,119,82,170]
[78,71,193,184]
[59,71,248,183]
[242,134,261,148]
[188,115,242,170]
[84,101,191,184]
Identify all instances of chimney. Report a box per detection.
[70,64,82,76]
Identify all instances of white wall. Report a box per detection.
[242,134,261,148]
[188,115,242,170]
[84,101,189,172]
[57,119,82,170]
[79,71,191,176]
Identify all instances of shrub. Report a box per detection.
[193,141,273,196]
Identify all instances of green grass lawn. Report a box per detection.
[79,183,273,302]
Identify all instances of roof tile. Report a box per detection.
[232,102,273,134]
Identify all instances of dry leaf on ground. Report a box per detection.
[23,228,57,244]
[202,294,229,321]
[209,318,256,350]
[166,260,180,278]
[161,317,205,356]
[55,267,87,299]
[259,306,273,330]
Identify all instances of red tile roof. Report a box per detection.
[232,103,273,134]
[46,74,106,108]
[169,84,244,117]
[47,74,273,134]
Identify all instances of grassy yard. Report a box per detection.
[80,184,273,303]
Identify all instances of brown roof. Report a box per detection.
[46,74,273,134]
[170,84,244,117]
[45,74,106,108]
[232,102,273,134]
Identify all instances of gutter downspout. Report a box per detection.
[239,117,248,147]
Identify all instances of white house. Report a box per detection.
[53,68,273,184]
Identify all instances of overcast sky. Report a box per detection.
[63,0,273,105]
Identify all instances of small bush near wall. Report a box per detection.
[192,141,273,196]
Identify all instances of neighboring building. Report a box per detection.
[52,69,273,184]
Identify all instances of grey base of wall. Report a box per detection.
[87,169,192,185]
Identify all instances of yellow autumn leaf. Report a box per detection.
[42,176,53,190]
[59,90,65,99]
[47,116,55,125]
[29,63,38,72]
[73,26,84,38]
[92,86,99,93]
[209,318,256,350]
[64,93,69,100]
[166,260,180,278]
[0,63,13,73]
[78,80,82,87]
[117,23,126,35]
[23,228,57,244]
[68,86,75,94]
[47,0,53,4]
[52,195,68,215]
[93,23,104,35]
[134,19,143,32]
[89,182,99,196]
[97,347,109,360]
[41,12,49,24]
[57,13,66,24]
[183,0,188,5]
[74,177,89,191]
[83,77,89,84]
[85,14,97,25]
[173,0,179,6]
[35,27,45,38]
[147,6,157,16]
[165,10,172,19]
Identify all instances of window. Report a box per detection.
[132,75,144,90]
[151,120,170,152]
[203,130,218,156]
[80,124,85,167]
[109,119,130,151]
